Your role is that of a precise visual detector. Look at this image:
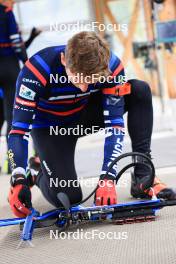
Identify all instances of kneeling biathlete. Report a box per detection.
[8,31,176,218]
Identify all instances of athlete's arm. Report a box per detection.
[8,54,49,176]
[6,7,27,63]
[100,52,130,179]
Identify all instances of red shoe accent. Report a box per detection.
[144,177,167,196]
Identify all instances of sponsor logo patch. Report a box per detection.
[19,84,36,101]
[22,78,41,87]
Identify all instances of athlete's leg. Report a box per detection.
[30,92,104,207]
[125,79,176,199]
[124,79,154,195]
[31,128,82,207]
[124,79,153,156]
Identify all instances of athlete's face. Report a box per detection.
[61,52,94,92]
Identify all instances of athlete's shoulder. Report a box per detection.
[20,45,66,87]
[29,45,66,66]
[109,51,122,72]
[33,45,66,57]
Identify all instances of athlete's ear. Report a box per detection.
[61,52,66,66]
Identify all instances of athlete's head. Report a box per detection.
[61,31,111,92]
[0,0,14,8]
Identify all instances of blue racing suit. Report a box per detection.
[8,45,131,178]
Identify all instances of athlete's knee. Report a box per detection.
[67,185,83,205]
[128,79,152,103]
[46,185,83,208]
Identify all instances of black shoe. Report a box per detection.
[130,152,154,198]
[130,172,151,199]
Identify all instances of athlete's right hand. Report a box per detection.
[95,179,117,206]
[8,174,32,218]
